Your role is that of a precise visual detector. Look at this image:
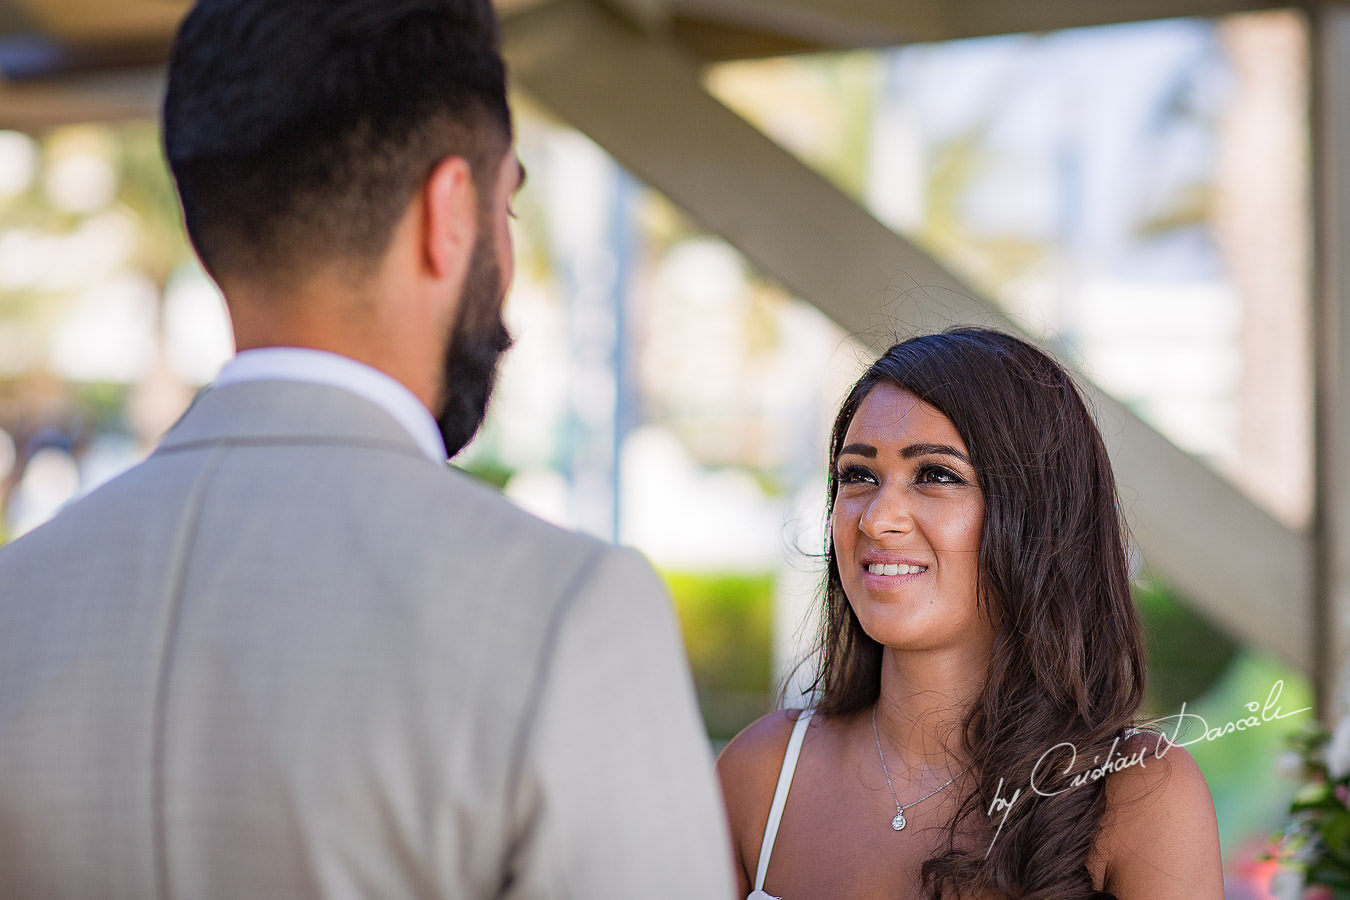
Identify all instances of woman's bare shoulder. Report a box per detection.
[716,708,811,892]
[716,708,806,807]
[1096,735,1223,899]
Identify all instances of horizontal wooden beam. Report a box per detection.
[505,0,1314,669]
[942,0,1289,40]
[0,67,162,130]
[0,1,39,36]
[7,0,187,45]
[664,0,1294,59]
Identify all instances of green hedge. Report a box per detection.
[664,570,775,744]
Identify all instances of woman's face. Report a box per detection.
[832,383,991,655]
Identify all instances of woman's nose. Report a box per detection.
[859,486,913,539]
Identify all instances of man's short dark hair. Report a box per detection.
[163,0,512,282]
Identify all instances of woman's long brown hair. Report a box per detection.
[812,327,1146,899]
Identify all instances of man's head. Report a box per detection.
[164,0,521,455]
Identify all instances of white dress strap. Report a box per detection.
[752,708,814,894]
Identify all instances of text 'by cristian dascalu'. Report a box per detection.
[982,680,1310,856]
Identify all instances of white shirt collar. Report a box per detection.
[214,348,448,464]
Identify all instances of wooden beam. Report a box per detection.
[8,0,188,46]
[943,0,1291,39]
[665,0,1291,58]
[504,0,1314,668]
[0,1,40,36]
[1311,3,1350,714]
[506,2,991,328]
[669,19,824,62]
[669,0,911,51]
[0,67,163,130]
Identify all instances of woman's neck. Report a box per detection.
[873,645,989,771]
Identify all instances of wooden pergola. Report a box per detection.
[0,0,1345,710]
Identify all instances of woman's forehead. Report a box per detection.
[843,383,966,449]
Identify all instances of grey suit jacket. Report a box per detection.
[0,380,735,899]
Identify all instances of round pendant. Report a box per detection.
[892,811,907,831]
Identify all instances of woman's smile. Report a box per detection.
[860,551,930,590]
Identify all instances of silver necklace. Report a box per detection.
[871,706,966,832]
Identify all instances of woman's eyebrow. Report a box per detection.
[900,442,971,463]
[837,443,877,459]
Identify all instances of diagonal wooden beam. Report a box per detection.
[507,3,992,330]
[504,0,1314,670]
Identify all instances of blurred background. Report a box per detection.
[0,1,1340,895]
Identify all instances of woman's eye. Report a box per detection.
[917,464,963,485]
[835,465,877,486]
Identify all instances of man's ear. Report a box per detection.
[422,155,477,284]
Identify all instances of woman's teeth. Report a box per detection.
[867,563,927,576]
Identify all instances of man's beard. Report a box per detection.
[435,229,513,457]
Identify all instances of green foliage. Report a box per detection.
[1135,576,1238,719]
[70,382,131,433]
[1134,181,1214,240]
[663,570,775,743]
[917,131,1049,294]
[1136,578,1309,861]
[1178,650,1311,861]
[812,52,882,201]
[1271,721,1350,896]
[113,121,194,284]
[451,458,514,490]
